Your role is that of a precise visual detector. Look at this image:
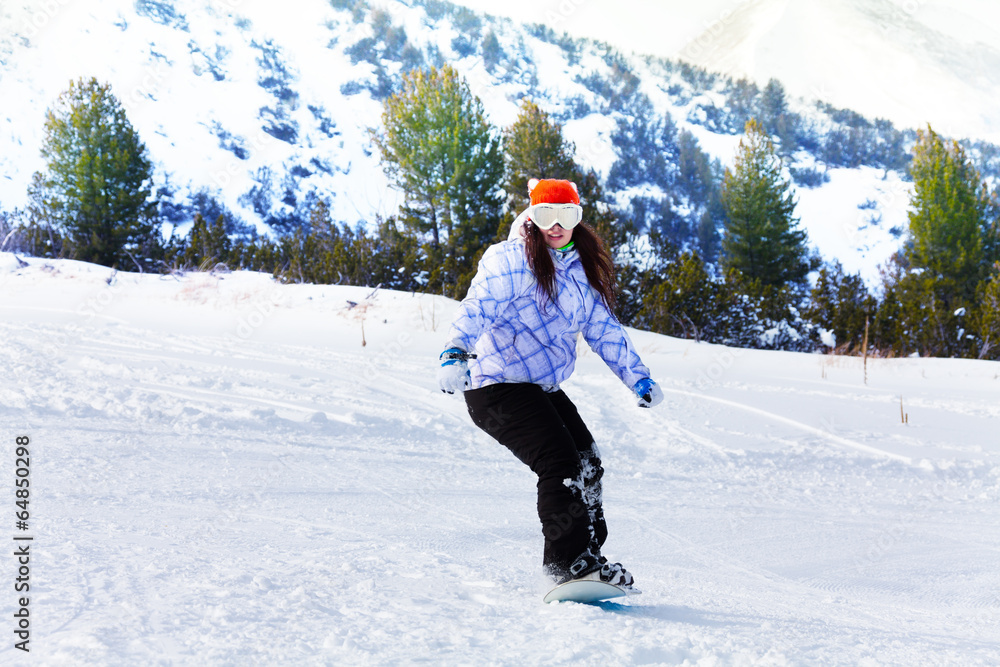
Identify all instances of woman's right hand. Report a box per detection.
[438,348,473,394]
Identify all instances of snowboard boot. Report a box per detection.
[594,556,635,588]
[555,553,637,590]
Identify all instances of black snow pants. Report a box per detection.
[465,382,607,579]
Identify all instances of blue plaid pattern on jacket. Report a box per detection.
[446,239,650,391]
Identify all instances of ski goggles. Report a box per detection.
[529,203,583,230]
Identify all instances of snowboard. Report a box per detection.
[543,578,636,604]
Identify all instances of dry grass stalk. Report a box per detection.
[863,316,870,385]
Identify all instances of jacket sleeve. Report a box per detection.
[445,243,526,352]
[581,294,651,390]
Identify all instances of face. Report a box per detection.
[541,223,574,249]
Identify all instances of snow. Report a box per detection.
[819,328,837,349]
[0,0,405,230]
[794,166,913,288]
[563,113,619,179]
[1,251,999,664]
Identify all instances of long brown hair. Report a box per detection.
[522,222,617,312]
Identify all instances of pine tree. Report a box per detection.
[28,77,158,269]
[607,109,679,194]
[971,265,1000,360]
[804,261,876,353]
[906,126,989,301]
[677,129,724,261]
[720,119,811,289]
[372,65,503,297]
[502,99,578,214]
[870,265,909,355]
[984,194,1000,268]
[758,79,797,154]
[182,213,231,268]
[883,126,995,357]
[631,245,716,341]
[481,30,504,73]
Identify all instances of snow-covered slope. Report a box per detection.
[1,253,998,664]
[677,0,1000,144]
[0,0,403,232]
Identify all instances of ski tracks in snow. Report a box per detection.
[1,266,999,665]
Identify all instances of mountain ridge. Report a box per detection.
[678,0,1000,142]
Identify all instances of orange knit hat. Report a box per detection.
[528,178,580,206]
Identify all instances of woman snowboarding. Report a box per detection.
[437,178,664,589]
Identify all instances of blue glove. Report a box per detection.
[633,378,663,408]
[438,348,476,394]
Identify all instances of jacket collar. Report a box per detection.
[552,246,579,266]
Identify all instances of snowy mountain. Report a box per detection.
[676,0,1000,144]
[1,251,999,663]
[1,0,403,230]
[447,0,1000,144]
[0,0,995,285]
